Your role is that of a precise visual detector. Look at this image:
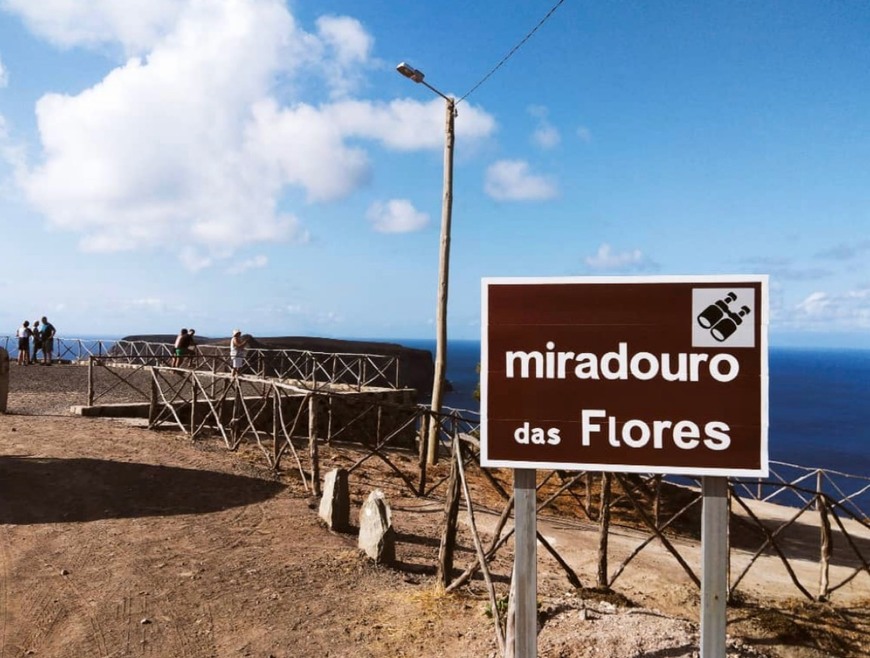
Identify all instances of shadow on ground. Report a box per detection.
[0,456,286,524]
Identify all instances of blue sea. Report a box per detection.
[403,339,870,482]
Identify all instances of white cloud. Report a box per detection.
[795,291,830,316]
[227,254,269,274]
[366,199,429,233]
[1,0,186,54]
[0,112,30,177]
[125,297,171,312]
[528,105,559,149]
[785,287,870,330]
[10,1,496,267]
[326,97,496,151]
[484,159,557,201]
[533,124,560,149]
[0,55,8,87]
[314,15,373,99]
[584,243,657,272]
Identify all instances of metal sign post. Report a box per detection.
[701,476,728,658]
[481,275,769,657]
[514,468,537,658]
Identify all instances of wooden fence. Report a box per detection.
[78,354,870,611]
[0,336,403,390]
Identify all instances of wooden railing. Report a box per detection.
[0,336,402,390]
[8,348,868,612]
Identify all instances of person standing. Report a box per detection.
[16,321,31,366]
[40,316,56,365]
[230,329,248,376]
[187,329,199,368]
[31,320,42,363]
[172,328,190,367]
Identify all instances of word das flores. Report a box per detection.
[514,412,731,451]
[506,341,742,383]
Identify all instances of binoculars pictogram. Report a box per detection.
[697,292,751,342]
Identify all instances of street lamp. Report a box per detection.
[396,62,456,466]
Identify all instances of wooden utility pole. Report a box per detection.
[394,63,457,467]
[426,96,456,465]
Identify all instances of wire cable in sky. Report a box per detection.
[457,0,567,105]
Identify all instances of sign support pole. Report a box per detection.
[700,476,728,658]
[514,468,537,658]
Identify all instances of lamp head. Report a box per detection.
[396,62,424,83]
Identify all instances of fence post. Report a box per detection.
[331,355,337,389]
[148,375,158,428]
[597,472,612,588]
[0,348,8,414]
[653,474,662,527]
[817,470,831,601]
[272,388,281,467]
[326,395,333,444]
[437,434,462,587]
[417,411,429,496]
[190,375,197,439]
[309,394,321,497]
[87,356,95,406]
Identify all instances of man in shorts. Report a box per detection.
[172,328,191,367]
[40,317,56,365]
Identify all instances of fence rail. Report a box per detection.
[1,336,402,390]
[5,345,869,609]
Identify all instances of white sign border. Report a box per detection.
[480,274,769,478]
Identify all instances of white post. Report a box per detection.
[514,468,537,658]
[701,476,728,658]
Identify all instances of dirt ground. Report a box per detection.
[1,362,868,657]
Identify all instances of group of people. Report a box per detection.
[15,317,56,366]
[172,327,249,376]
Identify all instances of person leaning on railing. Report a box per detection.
[187,329,200,368]
[230,329,248,376]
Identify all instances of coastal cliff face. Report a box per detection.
[120,335,436,396]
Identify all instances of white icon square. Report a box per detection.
[692,288,755,348]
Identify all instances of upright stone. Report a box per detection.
[318,468,350,532]
[0,348,8,413]
[358,489,395,564]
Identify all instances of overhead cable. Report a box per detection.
[457,0,567,105]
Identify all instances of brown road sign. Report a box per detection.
[481,275,769,477]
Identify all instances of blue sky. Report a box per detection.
[0,1,868,347]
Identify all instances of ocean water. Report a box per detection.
[407,339,870,482]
